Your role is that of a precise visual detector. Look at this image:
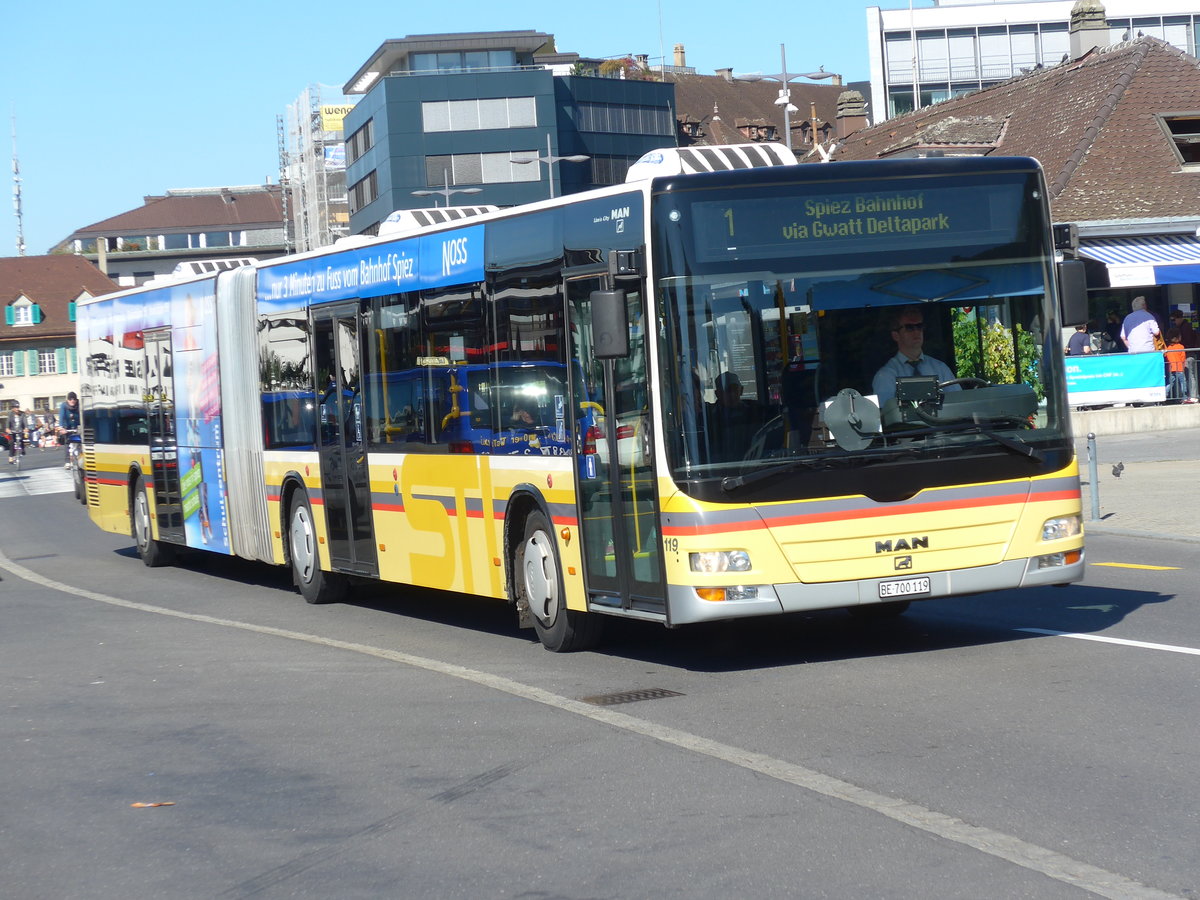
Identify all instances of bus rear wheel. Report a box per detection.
[516,510,602,652]
[288,492,346,604]
[132,476,175,568]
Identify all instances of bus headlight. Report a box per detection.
[690,550,752,573]
[1041,515,1081,542]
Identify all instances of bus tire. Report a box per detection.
[132,476,175,568]
[516,510,602,652]
[288,492,346,604]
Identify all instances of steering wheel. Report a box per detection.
[938,377,990,390]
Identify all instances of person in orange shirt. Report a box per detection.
[1163,328,1189,402]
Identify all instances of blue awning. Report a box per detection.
[1078,234,1200,287]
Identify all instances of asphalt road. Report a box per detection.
[1,463,1197,899]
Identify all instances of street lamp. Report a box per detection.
[733,43,835,151]
[511,135,590,199]
[411,169,483,207]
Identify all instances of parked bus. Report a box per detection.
[77,150,1088,651]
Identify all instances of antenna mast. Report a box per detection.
[12,114,26,256]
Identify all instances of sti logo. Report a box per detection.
[875,536,929,554]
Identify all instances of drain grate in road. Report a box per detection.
[580,687,684,706]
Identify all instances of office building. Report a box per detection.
[867,0,1200,120]
[341,31,676,235]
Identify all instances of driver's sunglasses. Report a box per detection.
[896,322,925,332]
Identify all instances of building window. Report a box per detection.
[576,102,674,136]
[1159,114,1200,165]
[591,155,636,185]
[38,349,57,374]
[6,302,37,326]
[425,152,539,187]
[422,97,537,133]
[410,49,516,73]
[349,170,378,214]
[0,353,13,376]
[348,118,374,163]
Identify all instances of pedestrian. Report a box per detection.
[1120,296,1161,353]
[1066,323,1092,356]
[1169,309,1197,349]
[1101,309,1126,352]
[1163,328,1189,402]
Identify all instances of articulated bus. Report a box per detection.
[77,149,1088,651]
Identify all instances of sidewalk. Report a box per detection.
[1075,429,1200,542]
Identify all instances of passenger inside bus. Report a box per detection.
[705,371,763,460]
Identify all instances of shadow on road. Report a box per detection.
[110,547,1174,673]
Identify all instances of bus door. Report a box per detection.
[142,328,184,544]
[312,305,378,577]
[566,275,665,617]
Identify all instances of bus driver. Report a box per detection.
[872,305,960,405]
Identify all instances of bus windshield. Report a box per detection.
[652,166,1071,500]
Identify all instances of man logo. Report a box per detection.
[895,556,913,571]
[875,536,929,554]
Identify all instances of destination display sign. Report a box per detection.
[689,181,1028,265]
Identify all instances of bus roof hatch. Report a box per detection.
[378,205,498,237]
[624,143,797,182]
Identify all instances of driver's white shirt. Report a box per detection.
[872,353,958,405]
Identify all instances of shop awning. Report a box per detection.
[1078,234,1200,287]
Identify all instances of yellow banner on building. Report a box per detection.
[319,104,356,133]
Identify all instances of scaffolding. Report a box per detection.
[283,85,353,252]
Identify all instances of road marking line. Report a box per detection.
[1016,628,1200,656]
[1092,562,1180,571]
[0,548,1181,900]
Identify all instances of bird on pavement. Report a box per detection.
[1112,462,1124,478]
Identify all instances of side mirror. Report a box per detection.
[591,289,630,359]
[1057,259,1089,327]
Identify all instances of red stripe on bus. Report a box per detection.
[662,489,1076,537]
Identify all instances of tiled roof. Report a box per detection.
[63,185,285,240]
[0,255,118,342]
[669,72,844,152]
[833,38,1200,224]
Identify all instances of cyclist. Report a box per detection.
[58,391,80,468]
[7,404,27,465]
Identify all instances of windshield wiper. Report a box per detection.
[886,419,1045,463]
[720,450,900,492]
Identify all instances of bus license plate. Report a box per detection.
[879,577,931,599]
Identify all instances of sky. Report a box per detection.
[1,0,933,258]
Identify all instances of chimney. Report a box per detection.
[836,90,869,138]
[1069,0,1108,59]
[674,43,686,68]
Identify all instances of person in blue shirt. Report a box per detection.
[57,392,80,467]
[872,306,960,405]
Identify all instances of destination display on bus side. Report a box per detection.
[688,179,1030,264]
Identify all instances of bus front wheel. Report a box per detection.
[132,477,175,568]
[288,493,346,604]
[515,510,602,652]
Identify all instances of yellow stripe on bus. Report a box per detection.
[1092,562,1180,571]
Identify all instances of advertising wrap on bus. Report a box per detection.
[257,224,484,310]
